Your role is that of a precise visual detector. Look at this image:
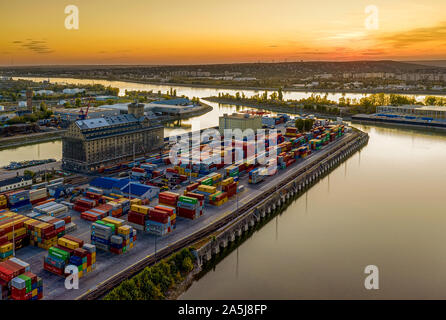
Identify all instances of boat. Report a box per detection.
[3,158,57,170]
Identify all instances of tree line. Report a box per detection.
[104,248,196,300]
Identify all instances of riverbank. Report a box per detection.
[351,114,446,132]
[161,102,213,124]
[13,74,446,96]
[0,130,65,150]
[203,96,348,120]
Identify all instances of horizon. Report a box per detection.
[1,59,446,68]
[1,0,446,65]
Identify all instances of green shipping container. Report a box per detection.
[96,220,115,233]
[201,178,213,186]
[49,246,70,261]
[179,196,198,204]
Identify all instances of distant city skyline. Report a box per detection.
[1,0,446,65]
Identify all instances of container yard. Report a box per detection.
[0,118,356,300]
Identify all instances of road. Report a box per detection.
[13,128,353,300]
[0,161,62,180]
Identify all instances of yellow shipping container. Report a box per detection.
[102,217,125,228]
[222,177,234,186]
[0,242,13,253]
[58,238,79,250]
[198,185,216,194]
[118,225,131,235]
[191,172,198,178]
[130,204,149,214]
[6,227,27,241]
[130,198,142,206]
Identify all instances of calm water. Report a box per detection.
[14,76,434,103]
[0,140,62,167]
[180,124,446,299]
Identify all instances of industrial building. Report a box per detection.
[0,176,33,192]
[54,107,120,121]
[376,105,446,120]
[219,113,263,135]
[99,98,201,116]
[62,103,164,173]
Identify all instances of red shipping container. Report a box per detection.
[11,286,26,299]
[3,260,25,277]
[63,216,72,224]
[184,192,205,201]
[81,212,100,222]
[178,207,196,219]
[186,182,200,191]
[74,248,88,258]
[0,265,14,282]
[128,211,145,226]
[148,209,169,224]
[154,206,175,218]
[44,262,63,276]
[0,235,8,245]
[43,229,58,240]
[31,197,47,205]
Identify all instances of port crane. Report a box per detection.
[78,98,93,120]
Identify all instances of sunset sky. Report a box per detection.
[1,0,446,65]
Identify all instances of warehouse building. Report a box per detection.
[376,105,446,120]
[62,103,164,173]
[0,176,33,192]
[219,113,263,135]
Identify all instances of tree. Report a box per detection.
[182,257,194,272]
[295,118,304,132]
[278,87,283,101]
[75,98,81,107]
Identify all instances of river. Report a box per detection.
[6,78,446,299]
[180,124,446,299]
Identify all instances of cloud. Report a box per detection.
[377,21,446,48]
[11,39,54,54]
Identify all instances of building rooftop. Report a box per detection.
[0,176,32,188]
[75,114,139,130]
[222,113,261,119]
[151,98,191,106]
[381,105,446,111]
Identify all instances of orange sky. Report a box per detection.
[1,0,446,65]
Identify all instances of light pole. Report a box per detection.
[12,221,15,257]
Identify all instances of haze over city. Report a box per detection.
[1,0,446,65]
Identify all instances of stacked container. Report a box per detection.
[154,205,177,228]
[0,258,43,300]
[7,190,31,212]
[248,168,266,184]
[29,188,48,205]
[209,191,228,206]
[285,127,298,137]
[194,185,217,204]
[0,212,29,255]
[44,238,96,278]
[73,197,96,212]
[177,195,202,219]
[33,201,69,219]
[222,177,238,198]
[145,208,171,236]
[0,195,7,209]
